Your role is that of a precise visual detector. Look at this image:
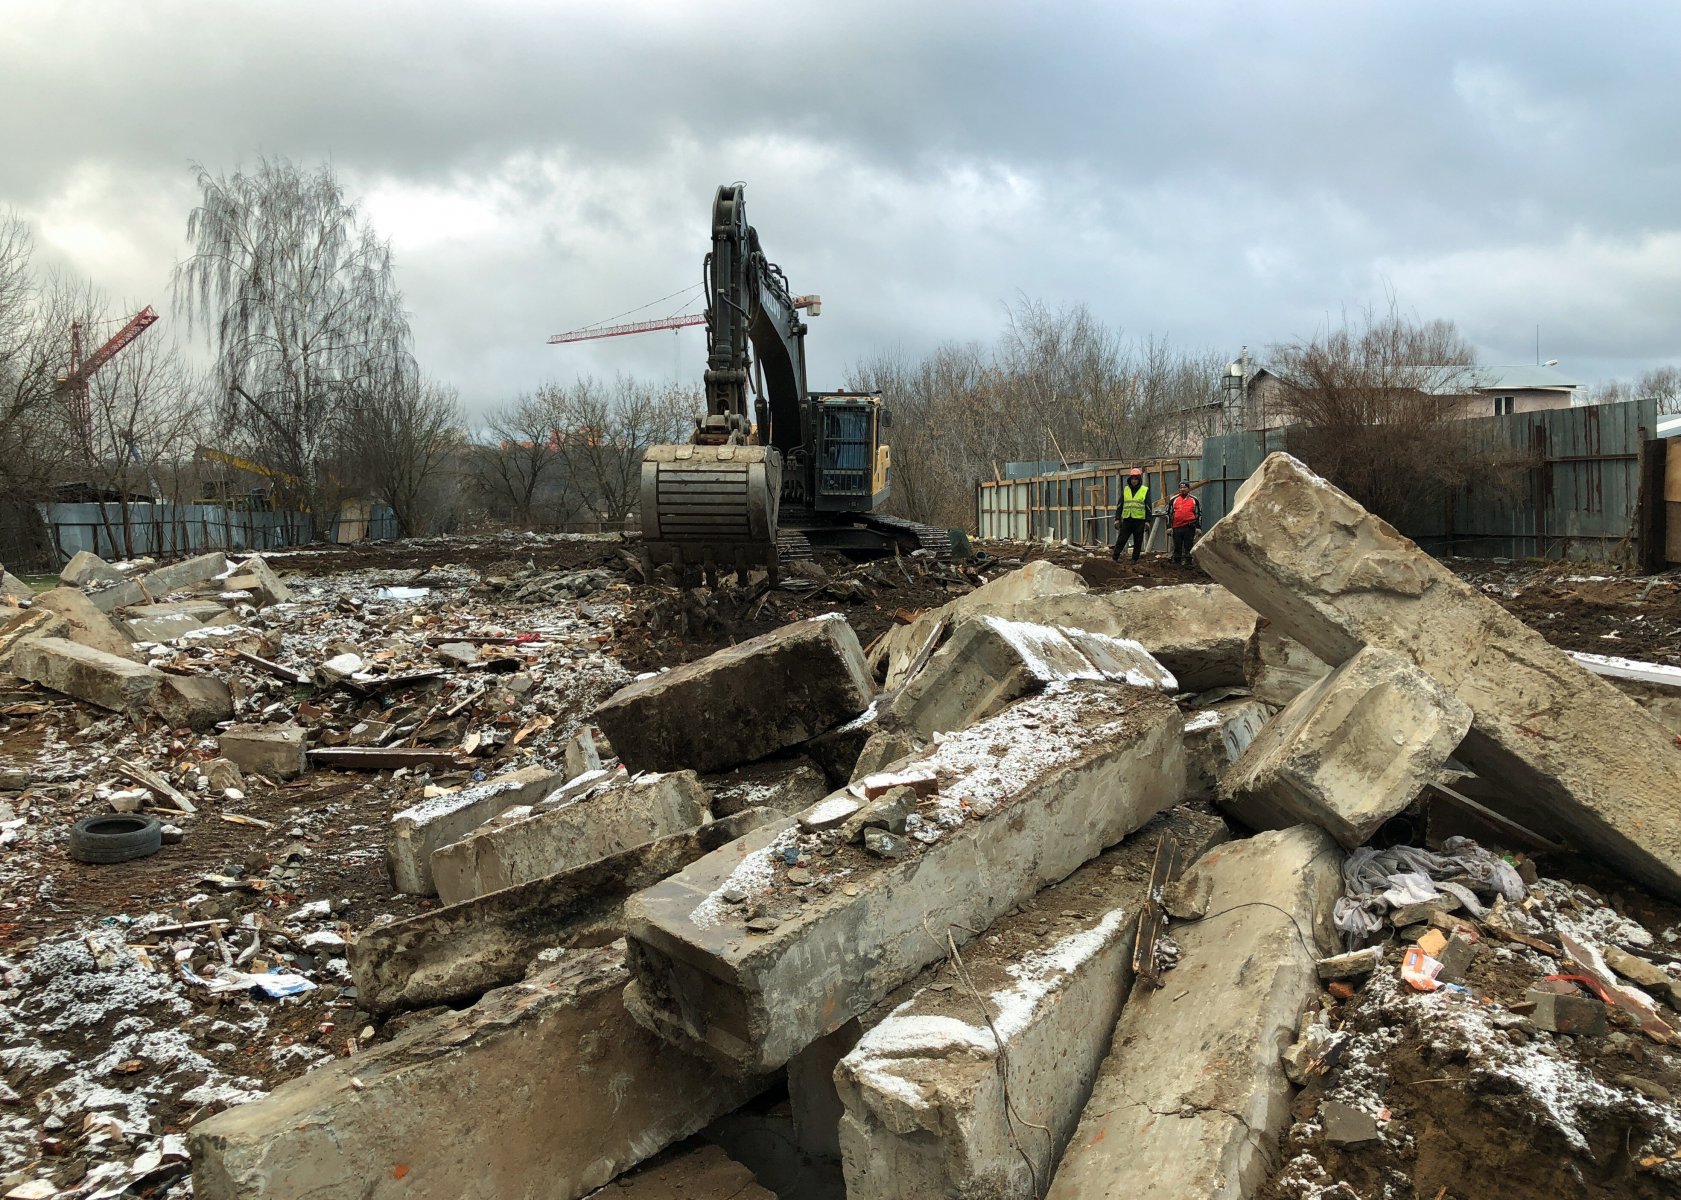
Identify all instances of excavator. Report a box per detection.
[638,184,947,584]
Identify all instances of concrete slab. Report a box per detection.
[0,609,68,671]
[1046,825,1342,1200]
[0,569,37,600]
[886,615,1175,739]
[225,553,291,605]
[60,550,124,588]
[432,770,712,906]
[880,561,1091,688]
[596,614,874,774]
[834,808,1228,1200]
[31,586,136,659]
[218,723,307,780]
[9,636,231,729]
[352,808,778,1015]
[385,763,565,896]
[1245,619,1331,706]
[1221,645,1473,847]
[889,582,1257,694]
[87,552,231,614]
[189,945,771,1200]
[706,757,831,818]
[124,609,207,642]
[1194,451,1681,899]
[606,1144,775,1199]
[623,681,1185,1076]
[126,599,232,625]
[1183,698,1273,802]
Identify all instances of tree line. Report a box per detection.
[0,158,700,565]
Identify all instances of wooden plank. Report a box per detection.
[307,747,460,770]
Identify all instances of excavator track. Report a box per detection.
[857,513,953,558]
[776,531,815,561]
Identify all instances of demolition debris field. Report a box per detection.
[1,529,1679,1199]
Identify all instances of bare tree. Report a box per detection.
[1590,366,1681,413]
[471,391,566,527]
[173,158,413,537]
[347,376,464,536]
[82,331,213,557]
[1265,307,1530,524]
[547,376,695,525]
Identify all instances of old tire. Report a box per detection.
[67,815,163,864]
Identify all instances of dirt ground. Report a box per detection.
[1,533,1678,1197]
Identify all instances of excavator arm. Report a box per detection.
[702,185,811,462]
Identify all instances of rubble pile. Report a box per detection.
[1,471,1679,1200]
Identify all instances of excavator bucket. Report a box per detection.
[639,444,781,583]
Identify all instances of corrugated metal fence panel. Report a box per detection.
[1420,399,1655,562]
[39,503,398,564]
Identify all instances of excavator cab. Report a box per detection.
[809,392,890,513]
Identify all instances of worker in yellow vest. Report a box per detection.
[1112,467,1152,562]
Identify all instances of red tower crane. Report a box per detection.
[547,295,820,345]
[59,305,160,456]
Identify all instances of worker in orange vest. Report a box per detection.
[1167,480,1202,566]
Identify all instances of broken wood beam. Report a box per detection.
[308,747,461,770]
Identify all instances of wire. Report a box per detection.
[572,283,705,333]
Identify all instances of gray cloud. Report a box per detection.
[4,0,1679,415]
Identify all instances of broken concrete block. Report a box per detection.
[1320,1100,1381,1148]
[84,551,231,614]
[386,763,565,896]
[705,757,831,818]
[1245,618,1331,706]
[0,609,68,671]
[0,568,37,601]
[59,550,125,588]
[31,586,136,659]
[189,945,771,1200]
[217,723,307,780]
[1526,990,1608,1037]
[10,636,230,729]
[1194,452,1681,900]
[353,808,778,1015]
[123,607,207,642]
[849,730,922,783]
[886,615,1175,739]
[563,725,602,779]
[1046,826,1341,1200]
[1025,584,1256,693]
[152,674,235,731]
[624,681,1185,1076]
[835,807,1228,1200]
[880,560,1091,688]
[1182,697,1273,802]
[606,1144,776,1199]
[1220,645,1473,847]
[596,614,873,774]
[1317,947,1383,980]
[224,553,291,605]
[432,770,712,906]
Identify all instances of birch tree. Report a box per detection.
[173,158,413,536]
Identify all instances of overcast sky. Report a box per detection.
[4,0,1678,417]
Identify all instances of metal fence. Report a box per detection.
[37,502,399,566]
[978,399,1667,566]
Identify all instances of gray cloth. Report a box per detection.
[1333,837,1527,945]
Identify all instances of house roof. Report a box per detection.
[1446,365,1582,392]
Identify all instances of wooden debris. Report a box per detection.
[115,759,197,815]
[307,746,461,770]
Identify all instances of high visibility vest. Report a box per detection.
[1119,483,1150,521]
